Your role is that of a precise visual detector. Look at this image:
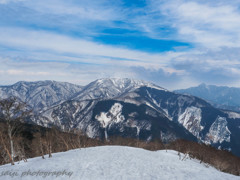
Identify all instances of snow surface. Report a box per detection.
[0,146,239,180]
[225,111,240,119]
[178,106,203,138]
[95,103,125,128]
[206,116,231,144]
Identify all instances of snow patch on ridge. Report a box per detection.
[225,111,240,119]
[178,106,203,138]
[205,116,231,144]
[86,124,98,138]
[146,90,173,120]
[95,103,125,128]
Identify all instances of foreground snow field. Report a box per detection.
[0,146,239,180]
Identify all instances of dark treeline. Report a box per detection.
[0,121,239,176]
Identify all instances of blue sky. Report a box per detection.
[0,0,240,89]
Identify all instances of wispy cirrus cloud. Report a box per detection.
[149,0,240,49]
[0,27,188,70]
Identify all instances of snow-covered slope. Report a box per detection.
[33,99,196,141]
[119,87,240,156]
[0,81,82,111]
[72,78,165,101]
[1,78,240,157]
[30,85,240,157]
[0,146,238,180]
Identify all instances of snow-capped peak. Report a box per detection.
[72,78,166,101]
[94,78,165,91]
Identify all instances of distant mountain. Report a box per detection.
[0,80,82,112]
[175,83,240,112]
[1,79,240,157]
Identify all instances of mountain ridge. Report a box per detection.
[175,83,240,112]
[0,80,83,112]
[1,78,240,157]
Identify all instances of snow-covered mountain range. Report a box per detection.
[1,78,240,157]
[0,80,82,112]
[0,146,238,180]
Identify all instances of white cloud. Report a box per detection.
[1,26,240,88]
[154,0,240,49]
[0,27,186,73]
[6,69,50,76]
[1,0,240,88]
[0,56,141,86]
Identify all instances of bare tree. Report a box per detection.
[14,136,28,163]
[34,131,45,159]
[45,129,53,158]
[73,129,83,149]
[0,130,13,164]
[0,97,31,165]
[56,131,69,151]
